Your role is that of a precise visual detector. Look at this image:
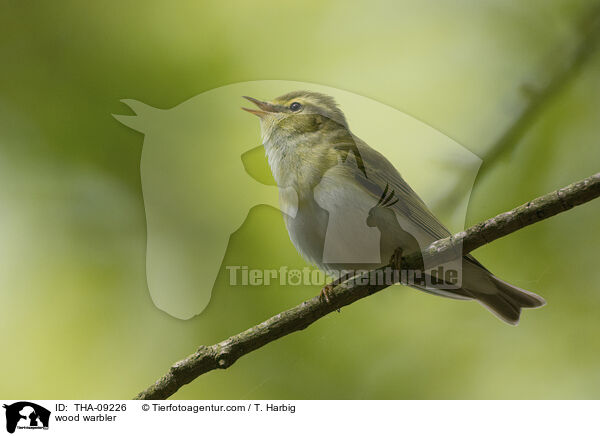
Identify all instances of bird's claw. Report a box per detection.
[390,247,403,271]
[320,283,333,304]
[320,283,342,312]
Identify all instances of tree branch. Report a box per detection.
[134,172,600,400]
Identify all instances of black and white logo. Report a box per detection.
[3,402,50,433]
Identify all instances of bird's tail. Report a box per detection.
[471,275,546,325]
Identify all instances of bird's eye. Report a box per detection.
[290,102,302,112]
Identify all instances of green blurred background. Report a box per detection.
[1,0,599,399]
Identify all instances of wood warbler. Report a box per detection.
[242,91,545,325]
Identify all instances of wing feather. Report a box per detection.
[335,135,451,242]
[334,135,489,271]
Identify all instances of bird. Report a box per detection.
[242,91,545,325]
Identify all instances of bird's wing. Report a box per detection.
[333,134,489,271]
[334,134,451,241]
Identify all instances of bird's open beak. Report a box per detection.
[241,96,278,118]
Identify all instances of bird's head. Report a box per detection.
[242,91,348,144]
[242,91,353,190]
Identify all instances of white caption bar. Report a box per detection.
[0,400,596,435]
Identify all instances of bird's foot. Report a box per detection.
[320,283,333,304]
[390,247,403,272]
[320,272,352,311]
